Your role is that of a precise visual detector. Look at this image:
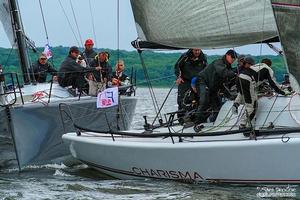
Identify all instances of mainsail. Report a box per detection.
[130,0,278,49]
[271,0,300,91]
[0,0,15,46]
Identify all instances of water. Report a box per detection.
[0,88,298,199]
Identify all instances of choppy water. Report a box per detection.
[0,88,299,199]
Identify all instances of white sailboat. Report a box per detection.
[62,0,300,183]
[0,0,137,169]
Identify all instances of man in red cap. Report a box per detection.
[81,38,97,66]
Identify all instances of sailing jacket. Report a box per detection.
[238,63,285,95]
[81,49,97,67]
[112,71,128,82]
[30,61,57,83]
[174,50,207,82]
[197,56,236,93]
[58,55,95,85]
[90,59,112,82]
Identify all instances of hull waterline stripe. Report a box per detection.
[80,160,204,181]
[80,160,300,184]
[206,178,300,183]
[272,2,300,8]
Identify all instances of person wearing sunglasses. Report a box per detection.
[30,53,58,83]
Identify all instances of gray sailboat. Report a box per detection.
[0,0,137,169]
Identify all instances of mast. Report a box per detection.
[8,0,30,84]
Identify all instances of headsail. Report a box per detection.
[271,0,300,91]
[0,0,15,46]
[130,0,278,49]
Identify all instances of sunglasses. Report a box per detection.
[40,58,47,60]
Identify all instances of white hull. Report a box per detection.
[63,94,300,183]
[63,132,300,183]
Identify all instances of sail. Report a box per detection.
[0,0,15,46]
[271,0,300,90]
[130,0,278,49]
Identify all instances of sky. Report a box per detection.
[0,0,281,55]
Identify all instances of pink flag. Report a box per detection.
[43,44,52,59]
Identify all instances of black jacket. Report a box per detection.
[81,49,97,66]
[90,59,112,82]
[112,71,128,82]
[58,55,95,81]
[30,61,57,83]
[198,56,236,92]
[174,50,207,82]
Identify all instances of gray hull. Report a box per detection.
[0,96,137,168]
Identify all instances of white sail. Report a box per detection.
[130,0,278,49]
[0,0,15,46]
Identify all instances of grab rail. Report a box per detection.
[0,72,24,107]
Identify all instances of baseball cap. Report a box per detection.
[85,39,94,46]
[225,49,238,59]
[244,56,255,65]
[69,46,79,53]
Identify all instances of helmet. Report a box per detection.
[85,39,94,46]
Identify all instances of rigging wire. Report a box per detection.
[259,0,267,60]
[38,0,49,44]
[57,0,80,47]
[88,0,98,48]
[223,0,252,130]
[151,82,176,126]
[223,0,232,36]
[38,0,56,68]
[137,50,162,120]
[117,0,120,63]
[69,0,83,47]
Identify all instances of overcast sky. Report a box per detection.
[0,0,280,55]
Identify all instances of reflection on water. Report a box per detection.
[0,88,298,199]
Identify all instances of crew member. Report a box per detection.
[233,57,287,129]
[174,48,207,119]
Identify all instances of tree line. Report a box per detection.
[0,46,287,86]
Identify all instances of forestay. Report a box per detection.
[0,0,15,45]
[130,0,278,49]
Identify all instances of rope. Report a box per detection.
[288,93,300,126]
[31,91,48,106]
[261,94,278,127]
[57,0,80,46]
